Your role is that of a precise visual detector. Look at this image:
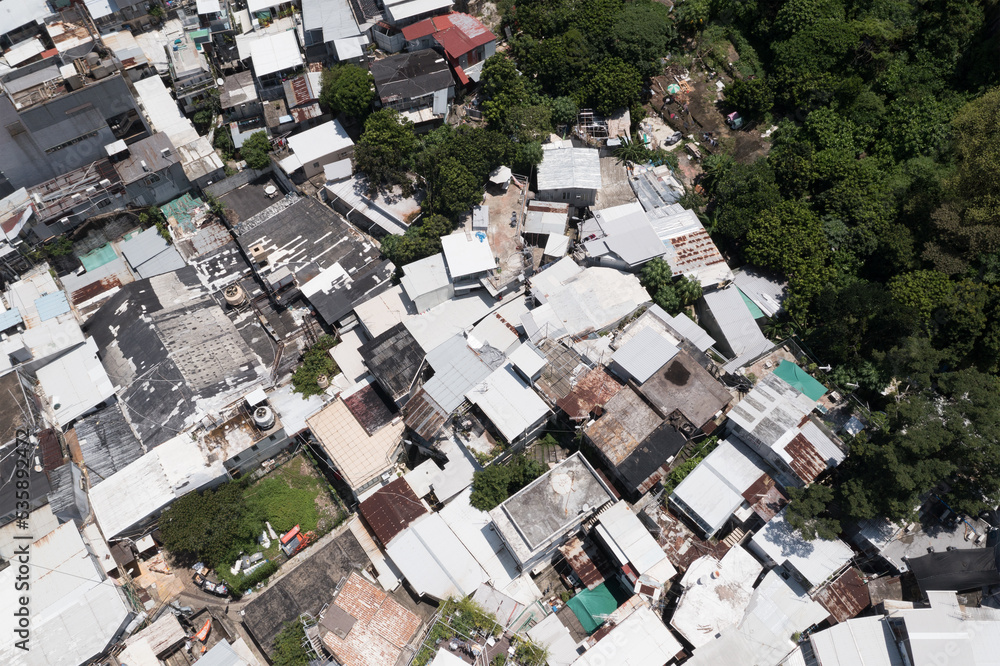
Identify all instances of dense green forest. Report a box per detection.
[358,0,999,531]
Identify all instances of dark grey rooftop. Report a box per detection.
[234,196,383,290]
[243,530,370,656]
[615,422,687,494]
[218,175,284,224]
[371,49,455,103]
[85,267,264,448]
[637,350,732,430]
[74,403,144,486]
[358,323,424,402]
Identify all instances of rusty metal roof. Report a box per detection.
[402,387,448,441]
[358,477,428,547]
[38,429,65,471]
[742,473,788,523]
[557,367,624,421]
[784,433,830,484]
[814,568,870,623]
[558,536,607,590]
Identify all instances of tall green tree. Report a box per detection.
[320,64,375,120]
[353,109,417,189]
[240,131,272,170]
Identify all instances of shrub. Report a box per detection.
[291,335,339,397]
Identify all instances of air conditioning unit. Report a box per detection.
[98,178,111,188]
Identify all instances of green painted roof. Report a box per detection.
[738,288,766,319]
[772,360,827,401]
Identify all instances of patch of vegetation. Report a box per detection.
[661,437,719,498]
[240,131,272,170]
[159,454,343,577]
[469,454,546,511]
[213,124,235,161]
[639,258,703,315]
[221,560,279,595]
[319,63,375,121]
[291,335,339,397]
[272,619,310,666]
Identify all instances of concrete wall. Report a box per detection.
[224,428,292,476]
[536,186,596,208]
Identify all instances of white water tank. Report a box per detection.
[253,406,275,430]
[223,283,246,307]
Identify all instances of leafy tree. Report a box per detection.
[745,200,833,313]
[158,481,260,568]
[785,484,841,541]
[607,0,675,77]
[710,159,784,241]
[272,620,310,666]
[583,58,641,116]
[470,455,545,511]
[320,64,375,120]
[549,96,579,126]
[503,104,552,143]
[674,0,711,35]
[724,78,774,119]
[640,258,703,315]
[887,270,954,323]
[381,214,454,268]
[512,141,543,175]
[837,369,1000,522]
[353,110,417,190]
[292,335,339,397]
[240,131,272,170]
[426,157,482,219]
[480,55,533,127]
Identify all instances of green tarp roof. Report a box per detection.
[773,360,827,401]
[738,288,766,319]
[566,584,619,634]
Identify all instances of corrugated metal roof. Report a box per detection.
[0,307,22,330]
[537,145,601,193]
[358,476,428,547]
[403,387,448,440]
[250,30,303,77]
[422,334,493,413]
[671,438,772,536]
[701,285,772,364]
[733,268,787,318]
[814,568,871,623]
[301,0,363,42]
[524,211,567,236]
[466,364,550,443]
[385,512,488,600]
[750,508,853,588]
[557,366,624,420]
[657,307,716,352]
[809,616,903,666]
[611,327,678,384]
[598,501,674,577]
[286,119,353,166]
[558,536,607,590]
[34,291,70,321]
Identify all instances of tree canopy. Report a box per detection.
[320,64,375,120]
[240,131,271,170]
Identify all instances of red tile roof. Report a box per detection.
[400,13,496,59]
[322,572,423,666]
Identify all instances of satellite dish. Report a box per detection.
[217,78,224,85]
